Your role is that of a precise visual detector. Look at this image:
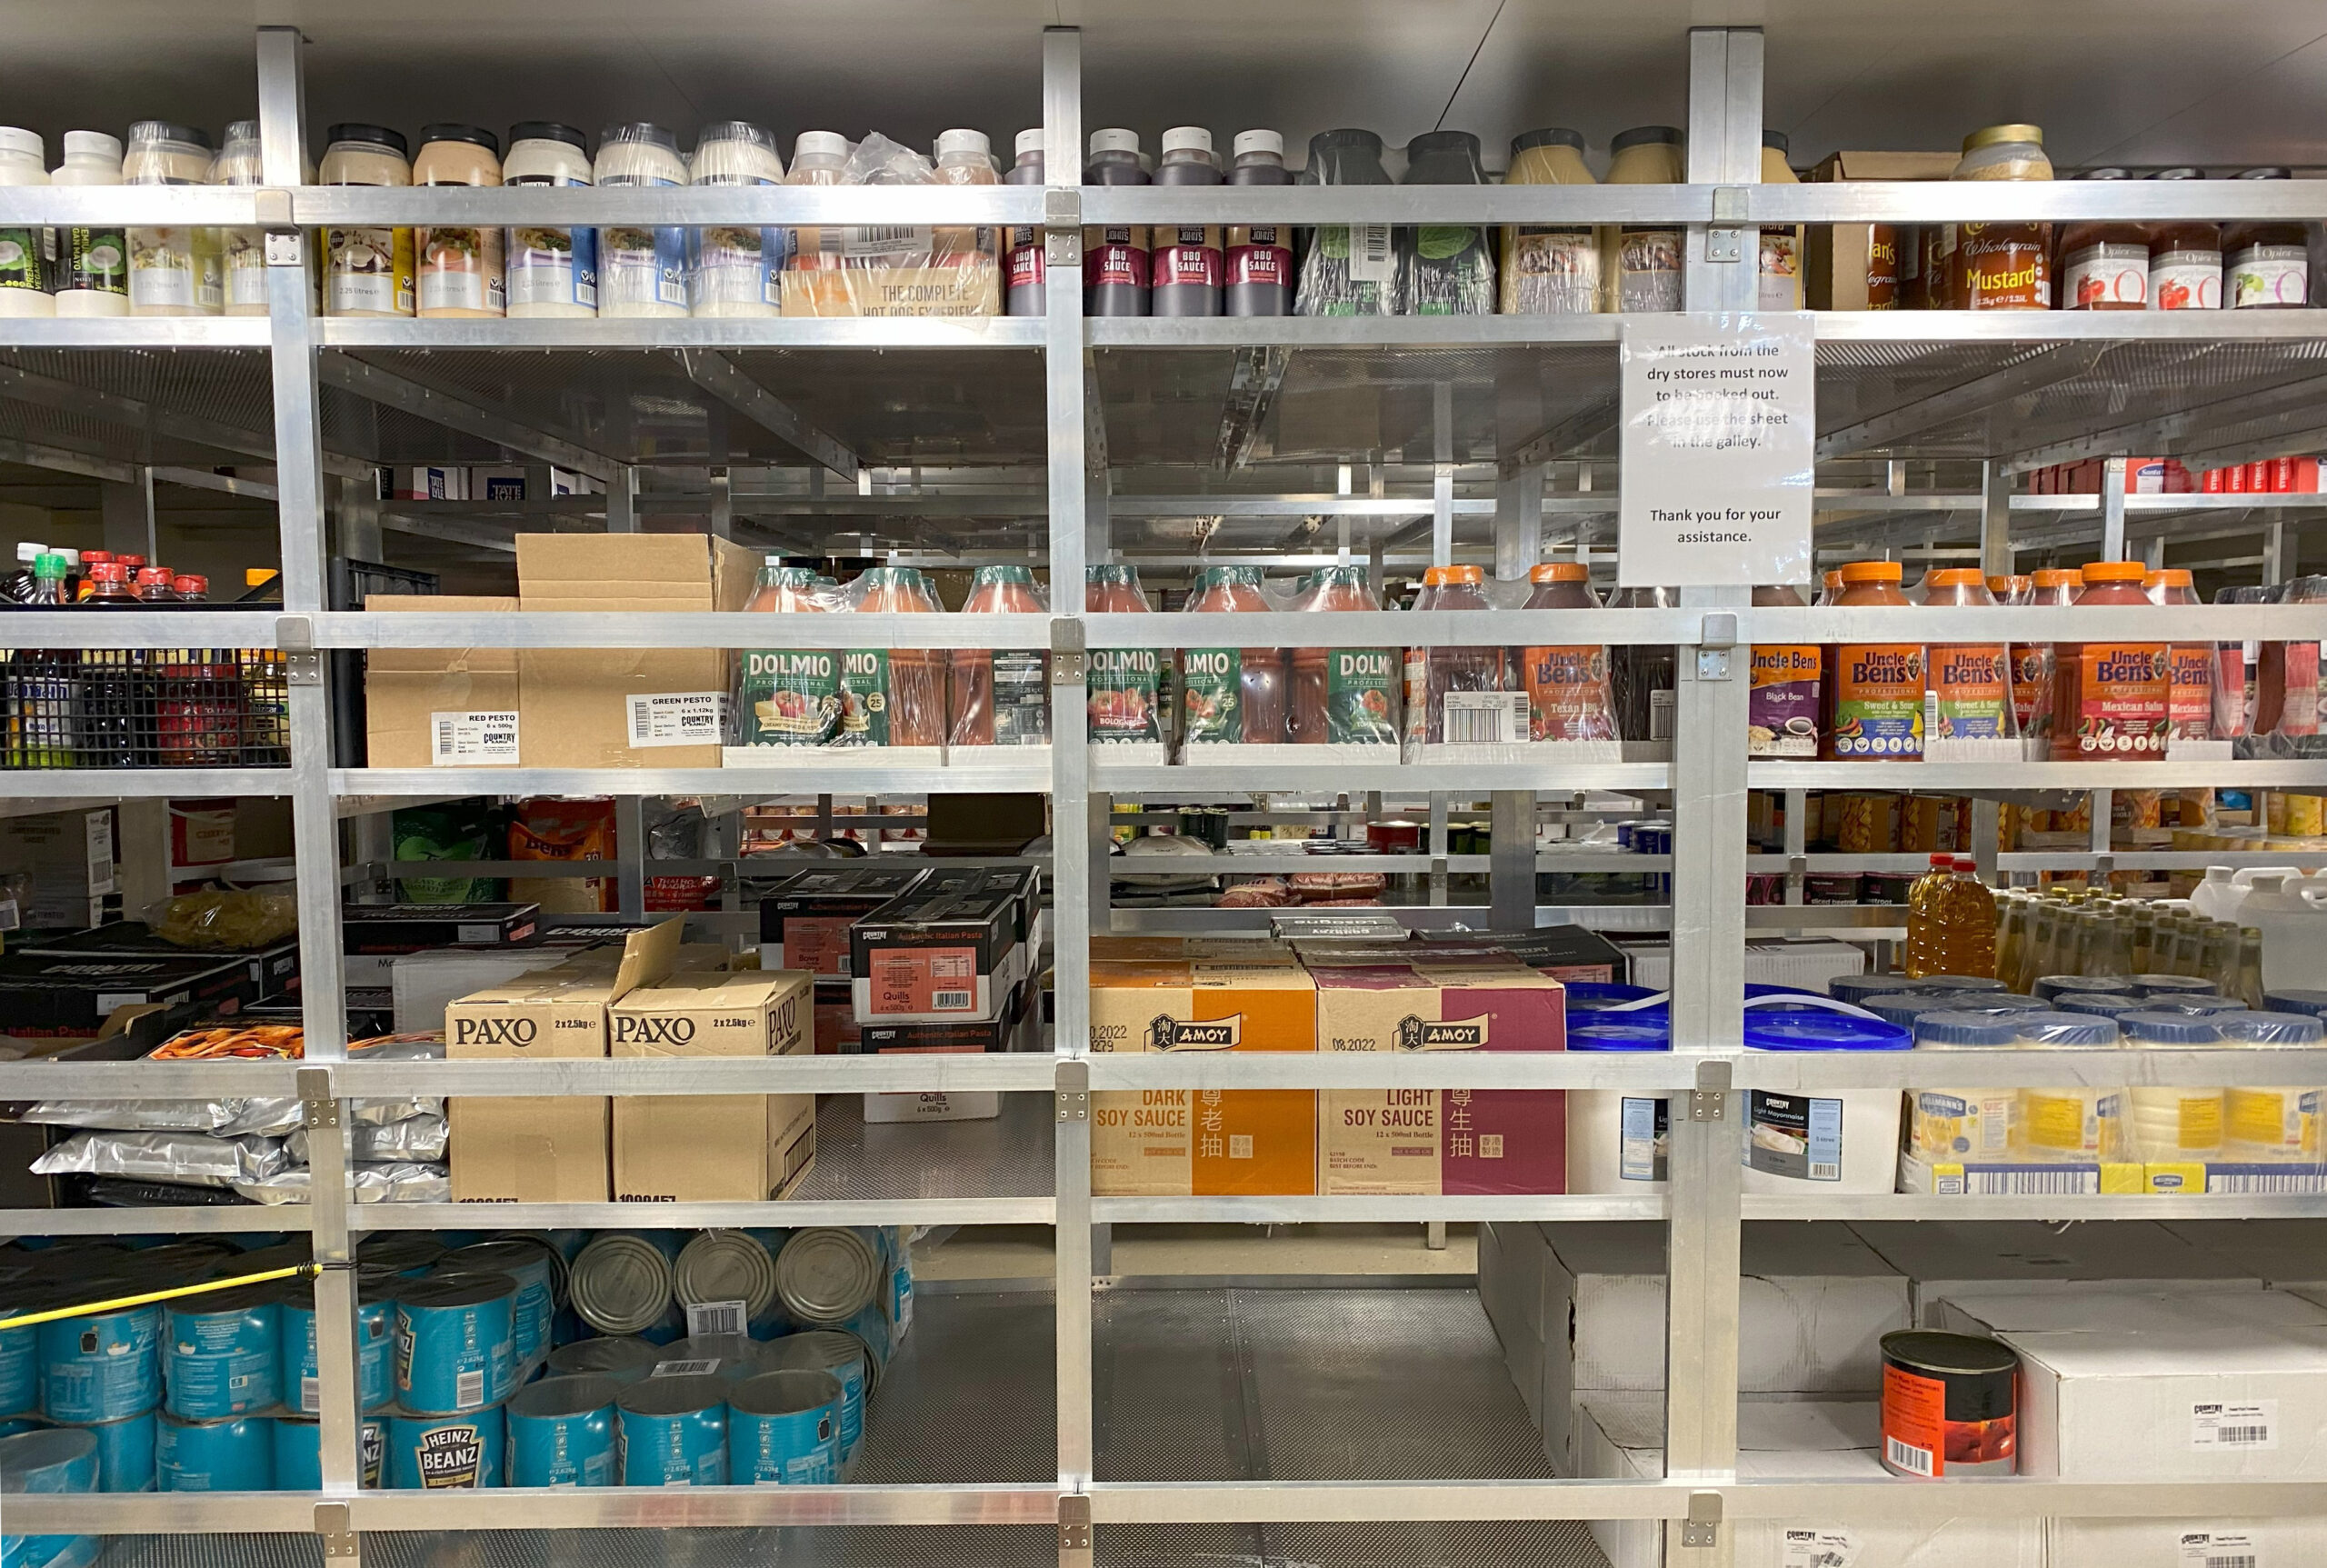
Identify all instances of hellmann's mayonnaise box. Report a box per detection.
[1088,956,1315,1196]
[1313,962,1567,1196]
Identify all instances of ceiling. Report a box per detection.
[3,1,2323,174]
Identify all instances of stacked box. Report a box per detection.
[848,865,1034,1025]
[609,968,816,1201]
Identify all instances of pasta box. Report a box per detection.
[0,952,257,1035]
[26,922,301,1001]
[848,866,1032,1024]
[757,864,929,978]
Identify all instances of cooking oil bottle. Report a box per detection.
[1907,854,1998,978]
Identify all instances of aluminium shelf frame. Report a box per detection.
[2,21,2327,1568]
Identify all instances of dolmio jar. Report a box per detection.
[2049,561,2169,761]
[1821,561,1924,760]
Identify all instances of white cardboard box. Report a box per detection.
[1478,1220,1547,1424]
[1927,1289,2327,1480]
[1848,1220,2262,1321]
[391,947,579,1034]
[1537,1222,1909,1473]
[2049,1517,2327,1568]
[2167,1219,2327,1291]
[1580,1400,2044,1568]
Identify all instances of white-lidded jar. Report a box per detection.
[783,131,854,302]
[124,120,222,316]
[49,131,126,317]
[320,124,415,317]
[594,122,688,317]
[0,127,54,318]
[504,122,596,317]
[688,120,784,318]
[211,119,270,315]
[414,124,505,317]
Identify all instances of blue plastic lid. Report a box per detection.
[1567,1020,1671,1052]
[2015,1011,2121,1047]
[2056,994,2147,1018]
[1745,983,1824,1000]
[1866,992,2035,1027]
[2215,1010,2326,1045]
[1564,983,1663,1012]
[2119,1010,2225,1044]
[1744,1010,1912,1052]
[2131,974,2220,996]
[1913,1011,2023,1048]
[2263,990,2327,1019]
[2033,974,2138,1001]
[2151,994,2247,1015]
[1913,974,2009,993]
[1828,974,1930,1005]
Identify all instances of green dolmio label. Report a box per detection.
[1326,648,1398,744]
[1090,647,1161,744]
[740,649,841,745]
[1181,648,1243,744]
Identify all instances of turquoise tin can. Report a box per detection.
[506,1374,616,1487]
[0,1427,99,1568]
[615,1373,727,1486]
[269,1416,384,1491]
[727,1369,840,1485]
[36,1298,160,1423]
[281,1280,394,1413]
[165,1286,280,1420]
[392,1273,516,1415]
[156,1412,271,1493]
[67,1409,155,1493]
[384,1406,504,1489]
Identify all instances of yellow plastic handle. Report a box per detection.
[0,1263,316,1332]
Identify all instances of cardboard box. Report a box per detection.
[1847,1220,2262,1321]
[2049,1517,2327,1568]
[26,923,300,1003]
[0,952,255,1035]
[1803,150,1961,311]
[1478,1219,1549,1423]
[1312,964,1567,1196]
[849,865,1031,1024]
[389,947,581,1034]
[1409,924,1626,983]
[2169,1219,2327,1289]
[169,800,235,867]
[379,465,467,501]
[363,595,522,769]
[610,968,815,1202]
[515,533,757,768]
[758,863,930,978]
[444,918,684,1203]
[1581,1400,2044,1568]
[1895,1150,2147,1196]
[1927,1289,2327,1479]
[1088,956,1315,1197]
[342,903,542,954]
[0,809,114,930]
[1536,1222,1910,1473]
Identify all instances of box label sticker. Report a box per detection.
[2179,1530,2262,1568]
[1781,1528,1858,1568]
[626,691,730,748]
[1619,1095,1668,1182]
[684,1301,747,1337]
[2191,1400,2276,1451]
[431,711,521,765]
[865,946,979,1014]
[1743,1091,1843,1181]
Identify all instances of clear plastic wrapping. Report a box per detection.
[1516,564,1618,749]
[1410,565,1524,754]
[142,888,297,949]
[732,565,944,756]
[234,1162,450,1205]
[286,1112,448,1164]
[1286,565,1399,754]
[783,132,1000,317]
[32,1129,289,1186]
[1294,130,1395,317]
[1085,564,1164,757]
[687,121,787,317]
[1177,565,1289,753]
[1399,132,1494,315]
[24,1029,444,1136]
[948,565,1050,751]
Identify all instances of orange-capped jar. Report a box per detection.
[2050,561,2168,760]
[1517,562,1616,742]
[1822,560,1925,759]
[1986,574,2032,604]
[2144,566,2213,742]
[2012,567,2080,740]
[1920,568,2012,742]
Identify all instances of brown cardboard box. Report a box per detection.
[444,917,684,1202]
[363,595,521,769]
[1804,151,1959,311]
[1088,957,1315,1197]
[514,534,757,767]
[609,969,816,1201]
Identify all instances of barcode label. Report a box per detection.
[1810,1161,1840,1180]
[2192,1400,2276,1450]
[2180,1531,2262,1568]
[684,1301,747,1338]
[1442,691,1526,745]
[1649,687,1677,740]
[932,990,973,1011]
[1966,1167,2099,1194]
[455,1369,484,1408]
[300,1374,319,1413]
[626,691,730,748]
[842,225,932,259]
[1884,1435,1932,1475]
[1781,1529,1859,1568]
[654,1358,718,1377]
[430,710,521,765]
[1347,223,1393,284]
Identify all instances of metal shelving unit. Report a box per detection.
[1,17,2325,1568]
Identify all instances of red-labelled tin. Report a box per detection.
[1880,1329,2018,1478]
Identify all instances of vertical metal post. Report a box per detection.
[1782,788,1807,906]
[1980,459,2013,575]
[1494,464,1543,583]
[708,464,733,542]
[1492,465,1539,929]
[1041,25,1095,1521]
[1663,27,1760,1566]
[258,25,362,1524]
[607,466,638,533]
[2101,457,2128,559]
[616,796,647,920]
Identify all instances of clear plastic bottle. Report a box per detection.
[2050,561,2169,761]
[2145,168,2221,311]
[125,121,222,316]
[594,123,689,318]
[1004,130,1044,317]
[1919,568,2012,744]
[1422,565,1518,745]
[210,120,270,316]
[414,125,506,318]
[504,123,597,318]
[2056,168,2144,310]
[2012,566,2078,744]
[737,562,838,747]
[930,127,1001,296]
[1150,127,1223,318]
[320,125,415,317]
[1951,125,2052,311]
[781,130,853,304]
[845,566,944,748]
[1082,128,1149,317]
[1223,130,1293,318]
[1500,128,1598,315]
[1608,584,1680,743]
[1994,892,2027,988]
[2223,167,2310,310]
[1289,564,1396,747]
[1517,563,1616,742]
[0,128,52,318]
[1822,561,1924,759]
[688,122,785,318]
[1085,564,1162,748]
[49,131,127,319]
[2086,911,2134,976]
[2234,926,2268,1009]
[1905,854,1957,977]
[949,564,1048,747]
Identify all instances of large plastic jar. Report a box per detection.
[688,121,785,318]
[1180,564,1283,746]
[1951,125,2052,311]
[124,121,221,316]
[1287,564,1396,749]
[1739,1004,1913,1193]
[2223,166,2310,310]
[1603,125,1683,313]
[2120,1010,2228,1160]
[414,125,505,318]
[2145,567,2214,743]
[1085,564,1164,752]
[1082,128,1150,317]
[2145,167,2220,311]
[1500,127,1597,315]
[1919,568,2012,744]
[2049,561,2168,761]
[1821,561,1924,759]
[2058,168,2144,309]
[1748,584,1821,757]
[504,123,596,317]
[320,125,415,318]
[1517,563,1615,742]
[594,124,689,318]
[0,127,51,318]
[1400,130,1494,315]
[209,120,270,316]
[49,131,127,319]
[2007,1012,2122,1162]
[2218,1009,2325,1161]
[1909,1010,2023,1163]
[1294,129,1394,318]
[1759,130,1803,311]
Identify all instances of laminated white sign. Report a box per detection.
[1618,313,1815,586]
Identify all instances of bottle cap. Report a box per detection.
[418,124,500,158]
[508,122,589,153]
[135,566,173,587]
[1233,130,1284,158]
[2145,567,2193,588]
[62,130,123,163]
[174,574,205,594]
[15,543,40,564]
[32,553,68,578]
[325,124,409,158]
[82,551,113,565]
[1529,562,1589,583]
[1929,853,1953,867]
[1161,126,1213,155]
[55,548,81,566]
[1962,123,2043,153]
[89,562,127,583]
[2080,560,2149,582]
[1611,125,1683,154]
[1986,574,2030,595]
[2032,567,2080,587]
[934,128,990,159]
[1014,129,1044,159]
[130,121,213,152]
[1924,567,1986,587]
[1839,560,1903,583]
[791,131,851,163]
[1088,128,1141,156]
[1511,128,1585,155]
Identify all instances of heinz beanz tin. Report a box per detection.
[69,1407,155,1493]
[270,1416,385,1491]
[0,1426,100,1568]
[36,1293,161,1423]
[760,1332,867,1464]
[728,1370,841,1485]
[615,1373,728,1487]
[506,1374,617,1487]
[282,1279,393,1413]
[0,1307,34,1415]
[385,1405,504,1490]
[443,1241,557,1368]
[155,1411,271,1493]
[544,1335,662,1385]
[165,1286,281,1420]
[393,1273,516,1415]
[773,1229,885,1325]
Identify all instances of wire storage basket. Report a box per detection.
[0,630,289,770]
